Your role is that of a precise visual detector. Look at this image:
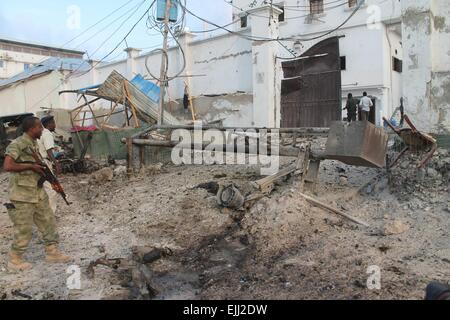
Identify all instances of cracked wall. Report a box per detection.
[402,0,450,133]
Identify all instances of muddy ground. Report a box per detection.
[0,148,448,300]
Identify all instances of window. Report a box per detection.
[240,15,248,28]
[393,57,402,73]
[0,60,4,68]
[278,5,285,22]
[340,56,347,70]
[349,0,364,7]
[310,0,324,14]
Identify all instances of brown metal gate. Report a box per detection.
[281,37,342,128]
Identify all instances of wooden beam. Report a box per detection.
[299,193,370,227]
[123,82,140,128]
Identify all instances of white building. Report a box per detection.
[232,0,403,127]
[0,38,84,80]
[0,0,448,133]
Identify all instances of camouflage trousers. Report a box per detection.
[7,198,59,255]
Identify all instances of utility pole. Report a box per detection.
[158,0,172,125]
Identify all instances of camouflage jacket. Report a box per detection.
[5,133,47,203]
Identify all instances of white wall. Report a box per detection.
[402,0,450,133]
[0,71,65,115]
[64,32,255,126]
[233,0,403,126]
[0,50,52,79]
[2,0,425,130]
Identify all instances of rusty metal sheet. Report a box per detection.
[281,36,342,128]
[325,121,388,168]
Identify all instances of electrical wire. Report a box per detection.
[29,0,156,109]
[144,0,187,83]
[28,0,140,69]
[71,0,155,79]
[182,1,363,42]
[73,0,146,50]
[189,19,241,34]
[63,0,138,48]
[87,0,148,59]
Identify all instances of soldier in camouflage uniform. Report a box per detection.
[4,116,72,272]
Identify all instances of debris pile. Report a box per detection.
[389,148,449,202]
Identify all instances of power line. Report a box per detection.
[87,0,148,59]
[293,1,363,41]
[284,0,349,8]
[29,0,140,68]
[62,0,138,49]
[224,0,351,20]
[73,0,146,50]
[181,1,362,42]
[30,0,157,110]
[189,19,240,34]
[75,0,156,78]
[284,2,351,15]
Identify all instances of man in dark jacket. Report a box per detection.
[343,93,357,122]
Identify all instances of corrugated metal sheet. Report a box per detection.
[96,70,180,125]
[130,74,160,103]
[0,57,91,89]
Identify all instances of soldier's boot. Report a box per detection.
[45,245,72,263]
[7,252,32,272]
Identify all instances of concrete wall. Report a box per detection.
[0,30,256,128]
[0,71,64,115]
[66,32,255,127]
[402,0,450,133]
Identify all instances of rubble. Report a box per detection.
[388,147,449,202]
[383,220,410,236]
[139,163,164,176]
[90,167,114,184]
[113,166,128,178]
[0,135,447,300]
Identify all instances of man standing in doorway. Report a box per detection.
[343,93,357,122]
[359,92,373,122]
[37,116,62,214]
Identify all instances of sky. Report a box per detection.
[0,0,232,61]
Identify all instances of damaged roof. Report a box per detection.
[0,57,91,90]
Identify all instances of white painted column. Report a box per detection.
[401,0,450,132]
[124,47,142,80]
[178,31,196,98]
[248,5,282,128]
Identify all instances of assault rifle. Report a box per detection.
[28,147,71,206]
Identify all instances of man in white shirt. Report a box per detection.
[37,116,62,214]
[359,92,373,122]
